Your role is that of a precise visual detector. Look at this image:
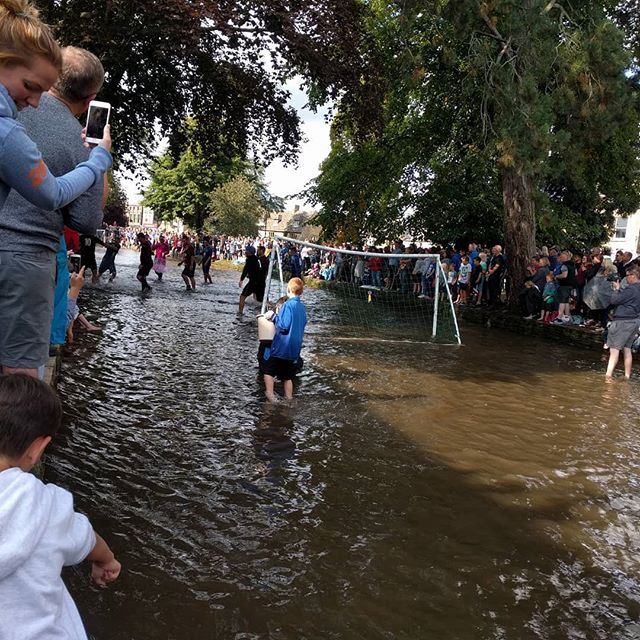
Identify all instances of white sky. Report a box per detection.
[122,79,331,210]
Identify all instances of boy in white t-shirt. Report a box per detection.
[0,374,121,640]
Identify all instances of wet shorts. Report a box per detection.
[262,356,298,381]
[557,285,572,304]
[182,266,195,278]
[81,252,97,274]
[607,318,640,350]
[99,256,116,275]
[0,249,56,369]
[138,262,152,278]
[242,281,265,303]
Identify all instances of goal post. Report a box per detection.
[261,235,461,345]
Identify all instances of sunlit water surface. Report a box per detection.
[48,249,640,640]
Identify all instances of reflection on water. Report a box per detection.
[48,249,640,639]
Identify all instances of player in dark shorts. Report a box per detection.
[136,232,153,292]
[238,245,264,314]
[80,234,99,283]
[97,232,121,282]
[202,238,213,284]
[178,235,196,291]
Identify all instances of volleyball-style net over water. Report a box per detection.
[261,236,461,345]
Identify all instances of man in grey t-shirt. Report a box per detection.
[0,47,107,376]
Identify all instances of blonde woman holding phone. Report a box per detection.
[0,0,112,211]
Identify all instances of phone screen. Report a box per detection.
[70,254,82,273]
[87,105,109,139]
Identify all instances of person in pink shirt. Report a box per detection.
[152,235,170,281]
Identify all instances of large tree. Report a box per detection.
[205,176,264,236]
[103,170,129,227]
[309,0,640,302]
[143,119,282,229]
[35,0,376,170]
[456,0,640,297]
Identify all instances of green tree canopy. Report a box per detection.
[143,120,282,230]
[35,0,377,170]
[206,176,264,236]
[308,0,640,301]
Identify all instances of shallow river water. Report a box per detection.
[49,249,640,640]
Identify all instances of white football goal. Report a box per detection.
[261,236,461,345]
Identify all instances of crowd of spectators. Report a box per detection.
[299,241,640,330]
[300,241,506,305]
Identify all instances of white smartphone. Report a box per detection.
[85,100,111,144]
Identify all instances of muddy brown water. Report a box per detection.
[48,249,640,639]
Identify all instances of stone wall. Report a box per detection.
[460,306,605,352]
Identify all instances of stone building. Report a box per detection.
[126,204,155,227]
[259,205,321,240]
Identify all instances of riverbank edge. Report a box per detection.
[44,353,61,387]
[460,305,605,352]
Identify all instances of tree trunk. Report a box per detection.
[502,166,536,307]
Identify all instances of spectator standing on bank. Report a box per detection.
[553,250,576,324]
[369,250,383,288]
[617,251,636,279]
[456,255,472,304]
[487,245,505,307]
[605,267,640,379]
[531,257,550,293]
[289,246,302,279]
[584,257,616,329]
[0,44,110,377]
[0,3,111,212]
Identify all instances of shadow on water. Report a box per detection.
[46,249,640,639]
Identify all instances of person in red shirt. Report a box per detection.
[368,249,383,287]
[63,226,79,254]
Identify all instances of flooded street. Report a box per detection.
[49,249,640,639]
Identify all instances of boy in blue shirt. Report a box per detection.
[262,277,307,401]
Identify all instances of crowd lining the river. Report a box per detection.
[89,227,640,378]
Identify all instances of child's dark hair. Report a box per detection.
[0,374,62,458]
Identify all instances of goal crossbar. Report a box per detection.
[274,235,442,262]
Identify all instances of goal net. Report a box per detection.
[261,236,461,345]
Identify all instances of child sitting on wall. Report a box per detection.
[67,266,100,343]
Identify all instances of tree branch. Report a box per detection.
[480,11,506,44]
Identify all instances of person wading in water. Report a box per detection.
[136,232,153,292]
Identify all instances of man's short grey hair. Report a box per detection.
[54,46,104,102]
